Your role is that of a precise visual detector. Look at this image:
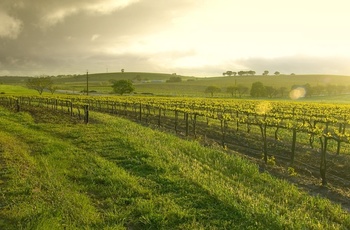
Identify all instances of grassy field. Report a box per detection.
[2,72,350,100]
[0,107,349,229]
[0,85,38,95]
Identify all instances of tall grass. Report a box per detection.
[0,107,349,229]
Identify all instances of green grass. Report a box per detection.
[0,85,39,95]
[0,107,349,229]
[4,72,350,100]
[62,73,350,98]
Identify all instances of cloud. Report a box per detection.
[37,0,140,28]
[41,7,78,28]
[234,56,350,75]
[91,34,101,42]
[0,11,22,39]
[84,0,140,14]
[1,0,350,77]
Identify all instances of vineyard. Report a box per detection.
[1,95,350,189]
[1,94,350,228]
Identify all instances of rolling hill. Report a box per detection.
[2,72,350,99]
[0,107,349,229]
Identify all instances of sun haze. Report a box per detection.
[0,0,350,76]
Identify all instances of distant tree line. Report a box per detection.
[223,70,256,76]
[223,70,291,77]
[205,81,350,98]
[250,82,287,98]
[166,76,182,83]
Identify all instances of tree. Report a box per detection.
[265,86,278,98]
[262,70,269,76]
[205,86,221,97]
[112,80,134,95]
[133,75,142,81]
[237,85,249,97]
[237,71,245,76]
[225,71,233,76]
[48,85,58,94]
[278,87,288,97]
[26,76,54,95]
[121,69,125,73]
[274,71,280,76]
[312,85,325,96]
[166,76,182,83]
[226,86,237,97]
[247,70,256,76]
[250,82,266,97]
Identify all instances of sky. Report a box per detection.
[1,0,350,77]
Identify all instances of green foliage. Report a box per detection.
[166,76,182,83]
[205,85,221,97]
[238,70,256,76]
[288,167,298,176]
[250,81,267,97]
[111,79,135,95]
[4,72,350,100]
[0,107,349,229]
[26,76,54,95]
[0,85,35,95]
[226,86,237,97]
[263,70,269,76]
[267,156,276,166]
[223,71,237,76]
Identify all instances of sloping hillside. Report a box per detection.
[2,72,350,99]
[0,107,349,229]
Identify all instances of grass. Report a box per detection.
[0,85,38,95]
[3,72,350,100]
[0,107,349,229]
[63,73,350,98]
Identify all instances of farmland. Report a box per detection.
[2,72,350,100]
[0,104,350,229]
[1,73,350,228]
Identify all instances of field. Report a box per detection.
[1,74,350,228]
[1,106,350,229]
[2,72,350,100]
[0,85,36,95]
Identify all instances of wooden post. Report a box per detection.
[70,101,73,116]
[15,99,20,112]
[84,105,89,124]
[86,71,89,96]
[320,122,329,186]
[139,103,142,121]
[259,122,268,164]
[185,113,189,136]
[175,110,178,133]
[291,128,297,165]
[221,119,226,147]
[192,114,197,138]
[158,108,161,126]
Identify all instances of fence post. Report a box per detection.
[139,103,142,121]
[158,107,161,126]
[185,113,189,136]
[70,102,73,116]
[16,98,20,112]
[175,110,178,133]
[290,128,297,165]
[320,122,329,186]
[84,105,89,124]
